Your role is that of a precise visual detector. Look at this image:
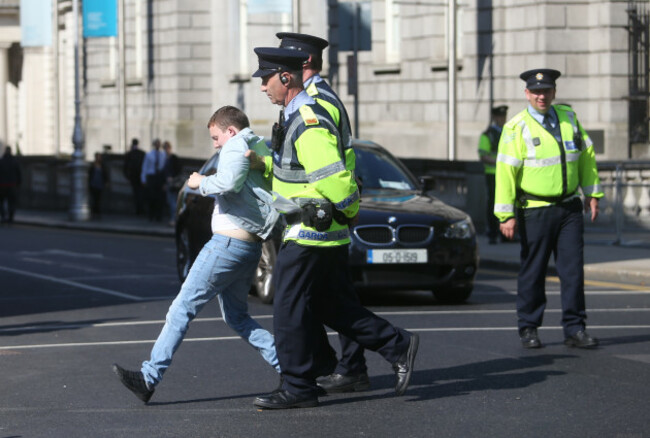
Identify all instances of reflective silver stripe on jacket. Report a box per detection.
[284,224,350,241]
[273,110,343,183]
[582,184,602,196]
[497,153,523,167]
[524,153,581,168]
[494,203,514,213]
[334,189,360,210]
[518,119,536,161]
[307,160,346,183]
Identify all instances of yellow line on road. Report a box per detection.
[481,268,650,292]
[546,276,650,291]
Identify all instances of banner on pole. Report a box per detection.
[83,0,118,38]
[20,0,52,47]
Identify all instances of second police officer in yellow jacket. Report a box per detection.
[494,68,603,350]
[249,47,419,410]
[275,32,370,394]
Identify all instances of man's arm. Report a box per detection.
[199,143,249,195]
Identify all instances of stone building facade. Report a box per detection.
[0,0,645,162]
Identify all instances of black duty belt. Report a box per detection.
[517,190,577,206]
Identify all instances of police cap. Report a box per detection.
[520,68,561,90]
[491,105,508,116]
[252,47,310,78]
[276,32,329,55]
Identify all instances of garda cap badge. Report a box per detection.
[536,72,544,80]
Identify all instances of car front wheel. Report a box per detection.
[253,240,276,304]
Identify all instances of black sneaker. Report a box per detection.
[112,363,154,403]
[316,372,370,394]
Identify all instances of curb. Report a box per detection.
[13,217,174,238]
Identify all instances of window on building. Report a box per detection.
[129,0,145,82]
[238,0,249,79]
[385,0,401,64]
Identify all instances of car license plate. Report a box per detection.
[367,249,428,264]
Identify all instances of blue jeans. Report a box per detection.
[141,233,280,387]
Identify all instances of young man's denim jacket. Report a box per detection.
[198,127,279,240]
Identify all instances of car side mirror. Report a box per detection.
[419,175,435,193]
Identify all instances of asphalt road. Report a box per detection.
[1,225,649,438]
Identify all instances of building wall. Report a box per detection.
[4,1,641,161]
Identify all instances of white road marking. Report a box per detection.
[18,249,105,259]
[2,308,648,334]
[474,290,650,296]
[2,325,649,351]
[4,307,650,334]
[0,266,144,301]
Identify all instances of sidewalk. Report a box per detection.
[9,209,650,288]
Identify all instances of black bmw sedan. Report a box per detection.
[175,140,478,304]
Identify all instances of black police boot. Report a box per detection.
[564,330,599,349]
[393,332,419,396]
[254,390,318,410]
[316,372,370,394]
[520,327,542,349]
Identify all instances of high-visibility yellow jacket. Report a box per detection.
[266,98,360,247]
[494,104,603,222]
[305,78,356,173]
[478,125,501,175]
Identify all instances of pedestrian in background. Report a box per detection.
[276,32,368,394]
[249,47,418,410]
[494,68,603,349]
[0,145,21,224]
[140,138,166,222]
[162,140,182,226]
[478,105,508,244]
[113,106,280,404]
[123,138,145,216]
[88,152,110,218]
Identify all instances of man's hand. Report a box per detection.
[245,150,265,171]
[187,172,204,189]
[584,196,599,222]
[499,218,517,241]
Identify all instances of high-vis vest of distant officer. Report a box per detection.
[305,81,356,173]
[494,104,603,223]
[271,101,360,247]
[478,125,500,175]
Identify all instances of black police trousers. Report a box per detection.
[516,197,587,337]
[272,241,409,397]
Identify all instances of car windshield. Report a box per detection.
[353,146,418,191]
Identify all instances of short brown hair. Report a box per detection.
[207,106,250,131]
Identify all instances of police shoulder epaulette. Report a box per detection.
[506,110,526,129]
[305,82,319,97]
[299,105,320,126]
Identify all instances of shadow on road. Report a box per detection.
[319,354,573,406]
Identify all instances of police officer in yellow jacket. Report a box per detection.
[478,105,508,244]
[250,47,419,409]
[276,32,369,394]
[495,68,603,349]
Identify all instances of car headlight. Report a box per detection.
[443,218,475,239]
